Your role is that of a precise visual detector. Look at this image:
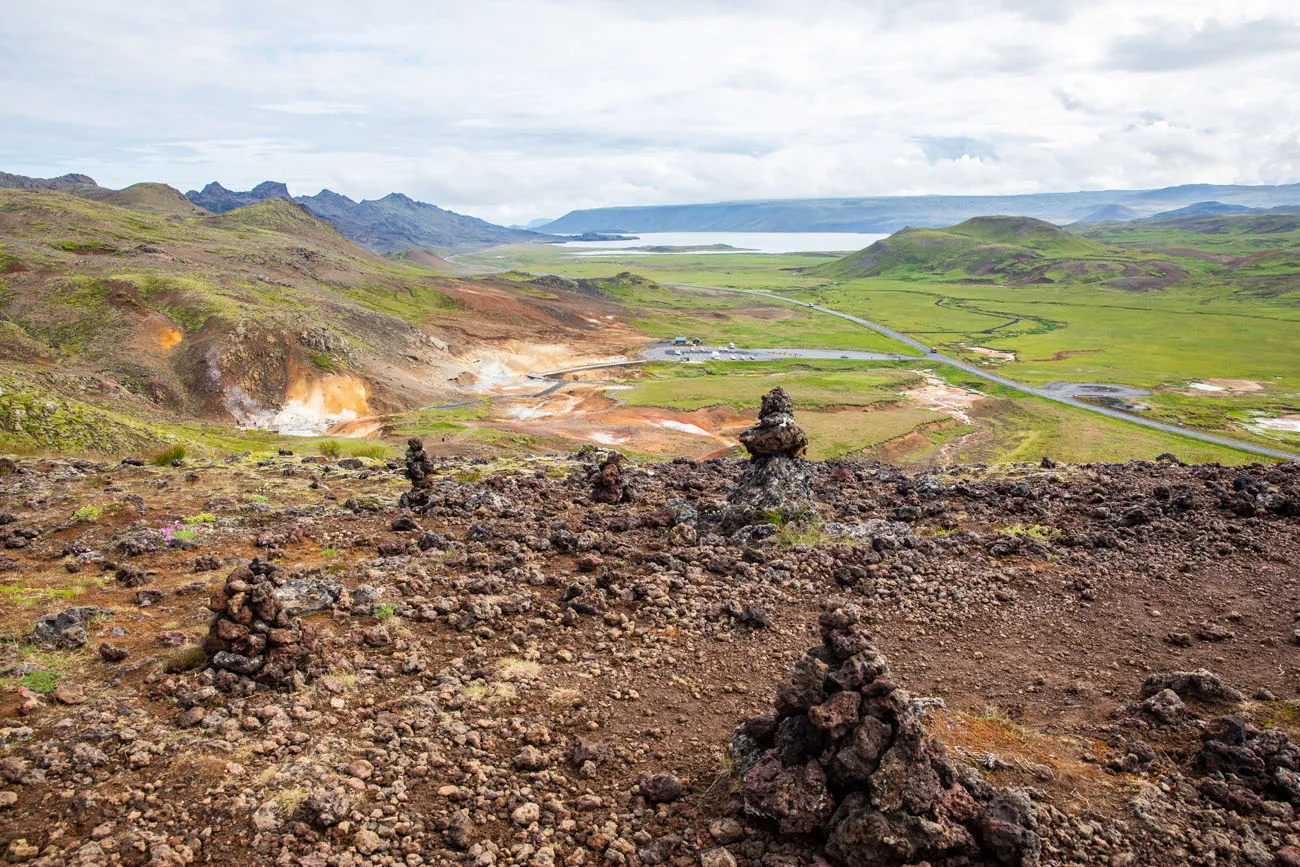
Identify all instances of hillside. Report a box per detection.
[0,170,98,193]
[540,182,1300,233]
[295,189,550,253]
[0,189,643,454]
[80,182,208,216]
[813,216,1121,283]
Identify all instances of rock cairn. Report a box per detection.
[734,605,1041,867]
[726,387,815,527]
[591,452,637,504]
[399,437,437,511]
[204,558,315,691]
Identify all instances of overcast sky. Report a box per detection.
[3,0,1299,224]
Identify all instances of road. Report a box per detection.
[665,282,1299,462]
[640,345,915,363]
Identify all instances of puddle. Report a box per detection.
[1041,382,1152,400]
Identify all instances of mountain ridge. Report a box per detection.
[182,179,553,253]
[540,182,1300,234]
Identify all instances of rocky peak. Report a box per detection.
[185,180,294,214]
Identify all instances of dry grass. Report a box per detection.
[929,708,1120,810]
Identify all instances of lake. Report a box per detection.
[555,231,888,255]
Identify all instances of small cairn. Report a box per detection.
[591,452,637,504]
[203,558,315,691]
[399,437,437,511]
[734,605,1041,866]
[726,387,815,527]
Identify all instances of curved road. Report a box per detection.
[665,282,1299,462]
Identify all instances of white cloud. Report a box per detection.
[1,0,1298,223]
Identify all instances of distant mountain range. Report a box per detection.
[0,170,98,192]
[540,183,1300,234]
[186,181,552,253]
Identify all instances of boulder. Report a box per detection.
[31,606,111,650]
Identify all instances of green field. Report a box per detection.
[619,361,921,412]
[465,214,1300,459]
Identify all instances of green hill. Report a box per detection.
[82,182,207,216]
[204,198,356,246]
[0,189,628,456]
[815,217,1132,283]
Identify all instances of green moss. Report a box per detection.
[50,239,118,254]
[20,670,58,693]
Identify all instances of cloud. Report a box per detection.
[1,0,1299,222]
[257,101,369,116]
[915,137,1001,164]
[1106,17,1300,72]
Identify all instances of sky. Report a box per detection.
[3,0,1300,225]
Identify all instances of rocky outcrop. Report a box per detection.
[203,558,316,691]
[31,606,111,649]
[184,180,292,214]
[399,437,437,511]
[734,605,1041,866]
[725,387,815,527]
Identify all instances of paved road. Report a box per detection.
[665,282,1299,462]
[640,345,916,363]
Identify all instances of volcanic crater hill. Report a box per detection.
[0,187,640,453]
[0,414,1297,864]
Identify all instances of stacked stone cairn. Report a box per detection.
[203,558,316,691]
[726,387,816,527]
[399,437,437,511]
[734,605,1041,866]
[591,451,638,504]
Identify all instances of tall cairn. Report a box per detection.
[726,387,815,527]
[399,437,437,511]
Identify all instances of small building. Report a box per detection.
[673,336,688,345]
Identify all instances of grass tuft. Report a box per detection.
[148,444,186,466]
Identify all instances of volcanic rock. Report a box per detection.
[735,604,1041,866]
[591,452,637,504]
[31,606,111,650]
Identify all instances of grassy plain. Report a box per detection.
[467,214,1300,457]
